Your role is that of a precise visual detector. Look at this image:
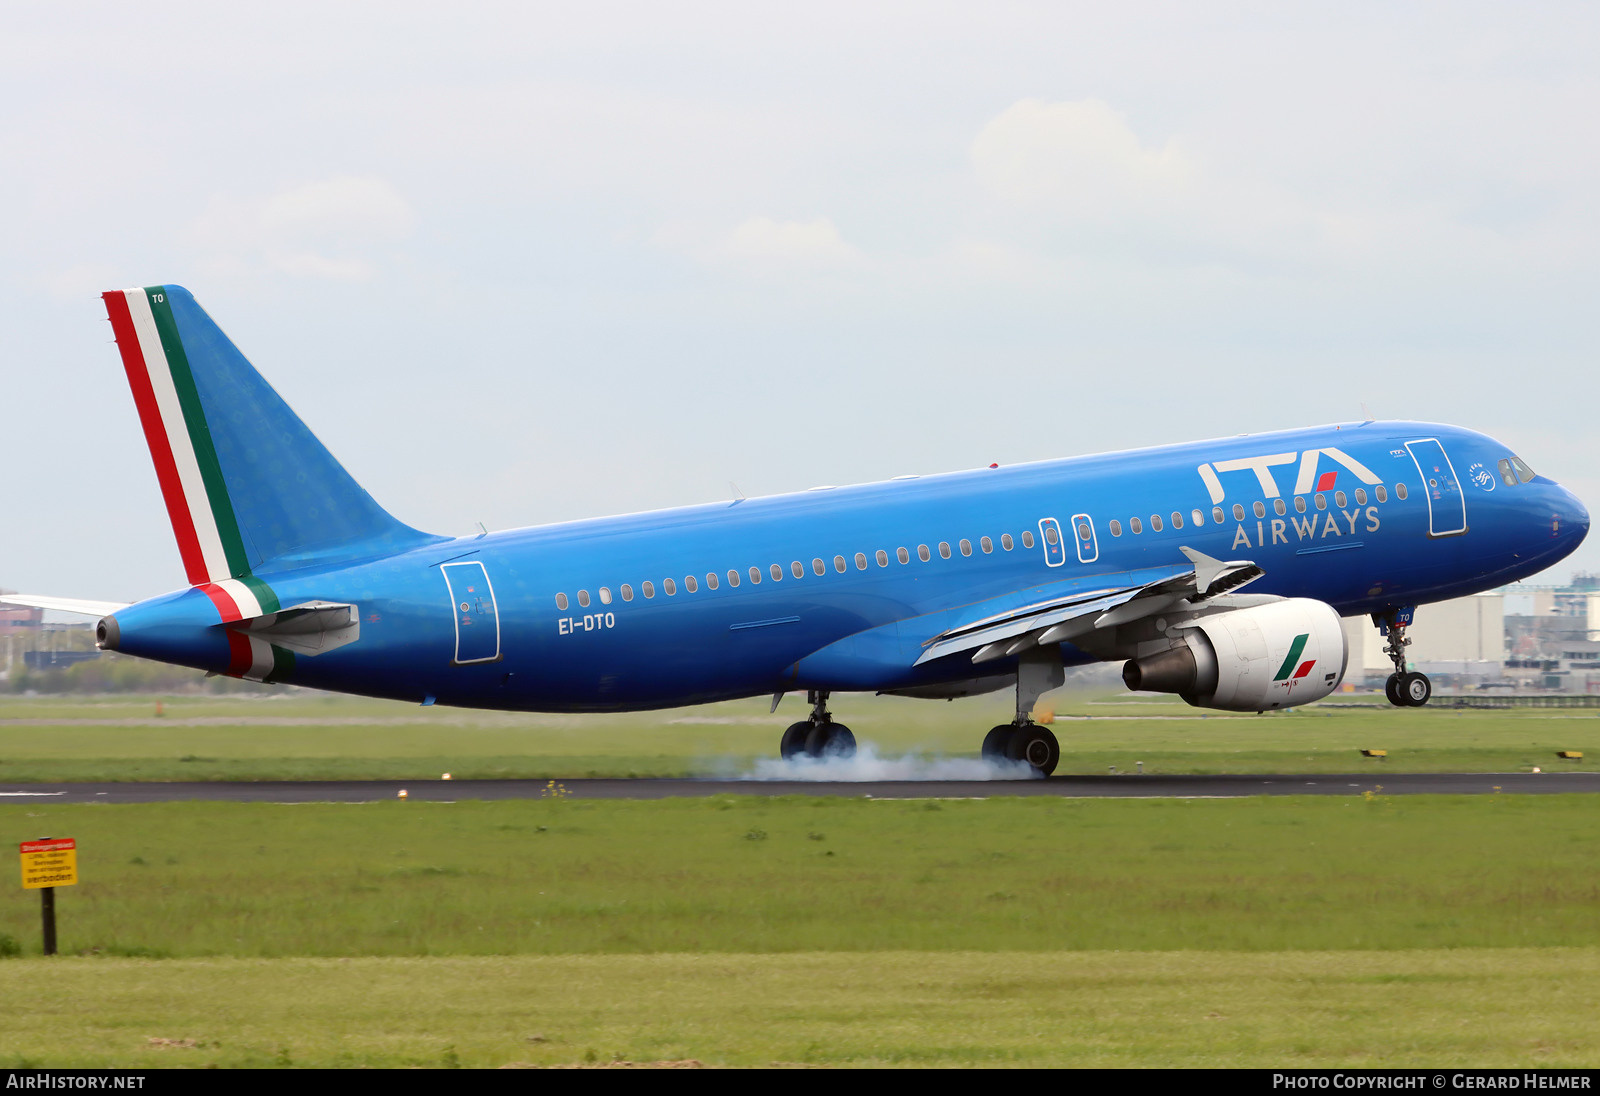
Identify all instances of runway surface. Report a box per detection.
[2,771,1597,803]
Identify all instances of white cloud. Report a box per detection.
[654,215,863,279]
[972,98,1194,215]
[970,97,1359,272]
[185,176,415,281]
[720,216,858,266]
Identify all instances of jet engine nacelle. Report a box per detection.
[1121,597,1348,712]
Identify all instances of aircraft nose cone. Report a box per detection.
[1561,487,1590,547]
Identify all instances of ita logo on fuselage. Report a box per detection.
[1196,446,1386,552]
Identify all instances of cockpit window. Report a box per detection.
[1497,459,1516,488]
[1511,456,1536,484]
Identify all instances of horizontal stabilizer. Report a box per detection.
[0,594,130,617]
[229,601,360,657]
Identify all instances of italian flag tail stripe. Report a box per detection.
[1274,633,1310,681]
[103,286,277,624]
[223,631,295,683]
[144,289,252,579]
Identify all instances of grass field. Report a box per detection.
[4,950,1598,1068]
[3,694,1599,1067]
[0,795,1598,1067]
[0,690,1596,781]
[4,796,1600,956]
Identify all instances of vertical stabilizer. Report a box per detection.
[103,285,442,614]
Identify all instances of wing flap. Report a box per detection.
[913,546,1263,667]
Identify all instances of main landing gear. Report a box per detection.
[780,690,857,760]
[1376,610,1431,707]
[978,647,1064,777]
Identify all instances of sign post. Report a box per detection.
[20,838,77,956]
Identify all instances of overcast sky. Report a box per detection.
[4,2,1598,604]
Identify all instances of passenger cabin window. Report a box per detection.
[1213,507,1225,524]
[981,537,993,553]
[1170,511,1183,529]
[1044,525,1059,545]
[1192,509,1204,527]
[917,544,931,561]
[705,573,718,590]
[1355,488,1367,505]
[749,567,762,584]
[897,547,910,564]
[727,570,740,587]
[939,542,951,559]
[1253,501,1266,519]
[599,587,612,605]
[959,539,972,556]
[1294,496,1306,513]
[1021,531,1034,549]
[1234,503,1246,521]
[681,576,693,593]
[877,550,890,567]
[556,592,569,611]
[665,577,678,595]
[1130,517,1142,534]
[792,561,804,579]
[833,555,846,573]
[1334,491,1347,508]
[620,584,633,602]
[855,553,868,570]
[811,559,824,576]
[578,590,590,608]
[1150,515,1163,532]
[1109,520,1122,537]
[999,534,1011,550]
[642,581,654,599]
[1395,483,1408,500]
[1273,499,1287,516]
[1375,486,1387,503]
[771,564,783,581]
[1314,494,1327,510]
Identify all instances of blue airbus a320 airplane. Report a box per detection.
[3,286,1589,775]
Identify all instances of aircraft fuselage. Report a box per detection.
[107,419,1588,712]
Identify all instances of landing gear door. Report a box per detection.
[1404,439,1467,538]
[441,560,503,665]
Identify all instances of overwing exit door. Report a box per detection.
[1404,439,1467,538]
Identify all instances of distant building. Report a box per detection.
[0,603,42,632]
[1340,592,1504,690]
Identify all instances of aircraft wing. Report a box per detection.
[0,594,130,617]
[912,546,1262,667]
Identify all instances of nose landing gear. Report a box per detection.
[779,689,857,760]
[1376,610,1431,707]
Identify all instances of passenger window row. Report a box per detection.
[553,527,1041,612]
[550,470,1434,610]
[1106,484,1404,538]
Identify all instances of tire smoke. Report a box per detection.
[742,741,1042,782]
